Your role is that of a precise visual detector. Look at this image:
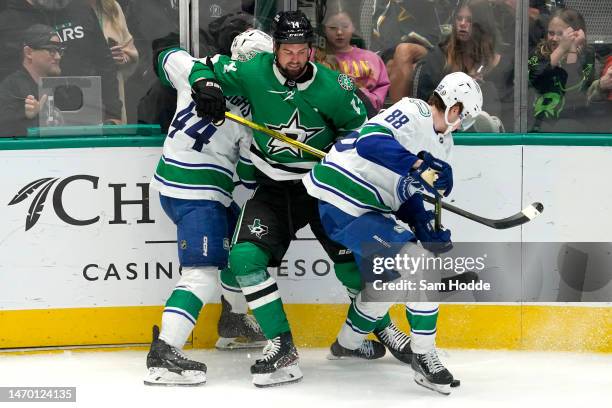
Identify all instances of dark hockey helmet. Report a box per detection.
[272,11,314,44]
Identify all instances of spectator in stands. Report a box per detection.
[528,8,595,132]
[129,6,254,131]
[412,0,506,128]
[585,55,611,132]
[528,0,568,54]
[484,0,517,130]
[588,56,612,103]
[490,0,515,47]
[207,11,254,56]
[0,25,63,137]
[0,0,123,124]
[199,0,248,36]
[90,0,138,124]
[314,6,390,115]
[124,0,180,125]
[371,0,446,103]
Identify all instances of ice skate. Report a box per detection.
[144,325,207,386]
[374,322,413,364]
[216,296,268,350]
[251,332,303,388]
[327,339,386,360]
[411,349,455,395]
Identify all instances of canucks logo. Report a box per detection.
[337,74,355,91]
[265,110,323,157]
[409,99,431,117]
[248,218,268,238]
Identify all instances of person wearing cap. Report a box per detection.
[0,24,63,137]
[0,0,123,124]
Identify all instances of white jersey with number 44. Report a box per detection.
[150,48,255,206]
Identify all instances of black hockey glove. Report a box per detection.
[191,79,227,124]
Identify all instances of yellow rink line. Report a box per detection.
[0,304,610,354]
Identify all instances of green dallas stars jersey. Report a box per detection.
[190,52,368,180]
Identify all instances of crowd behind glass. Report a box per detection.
[0,0,609,137]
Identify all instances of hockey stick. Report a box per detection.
[225,112,544,229]
[226,111,327,159]
[421,195,544,230]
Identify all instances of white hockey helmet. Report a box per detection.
[230,29,273,61]
[434,72,483,132]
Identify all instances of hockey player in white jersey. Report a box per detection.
[303,72,483,395]
[144,30,273,386]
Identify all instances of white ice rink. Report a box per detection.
[0,348,610,408]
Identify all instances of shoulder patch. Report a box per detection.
[233,50,258,62]
[337,73,355,91]
[409,99,432,117]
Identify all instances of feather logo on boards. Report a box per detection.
[8,175,153,231]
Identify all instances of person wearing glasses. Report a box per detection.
[0,0,123,125]
[0,24,64,137]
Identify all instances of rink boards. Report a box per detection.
[0,137,611,352]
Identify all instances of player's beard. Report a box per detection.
[277,60,307,80]
[30,0,73,10]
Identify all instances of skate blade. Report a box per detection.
[144,367,206,387]
[414,372,451,395]
[252,365,303,388]
[216,336,268,350]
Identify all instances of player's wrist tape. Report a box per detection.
[204,80,221,90]
[193,79,222,90]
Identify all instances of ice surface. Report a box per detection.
[0,348,610,408]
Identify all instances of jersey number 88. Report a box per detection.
[384,109,409,129]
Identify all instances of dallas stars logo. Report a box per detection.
[248,218,268,238]
[265,110,324,157]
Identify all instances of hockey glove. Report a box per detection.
[191,79,227,124]
[396,192,428,225]
[410,151,453,198]
[412,210,453,253]
[396,195,452,253]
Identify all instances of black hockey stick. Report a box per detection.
[226,112,544,230]
[421,194,544,230]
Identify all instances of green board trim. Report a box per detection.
[455,133,612,146]
[1,133,612,151]
[0,135,166,150]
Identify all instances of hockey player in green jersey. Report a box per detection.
[304,71,483,395]
[144,30,274,387]
[189,11,418,387]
